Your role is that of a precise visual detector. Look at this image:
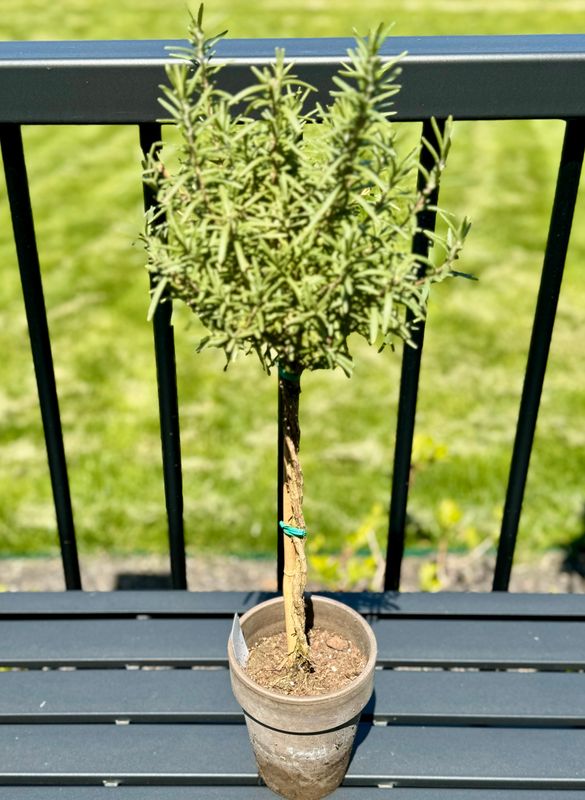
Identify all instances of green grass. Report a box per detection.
[1,0,585,562]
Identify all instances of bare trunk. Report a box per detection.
[279,369,310,671]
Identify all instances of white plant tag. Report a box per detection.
[230,613,249,666]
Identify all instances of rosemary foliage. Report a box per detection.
[143,12,470,375]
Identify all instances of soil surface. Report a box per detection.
[246,627,366,696]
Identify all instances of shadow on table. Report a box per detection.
[348,689,377,767]
[115,572,173,589]
[561,502,585,579]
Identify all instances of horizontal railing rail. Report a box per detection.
[1,35,585,123]
[1,36,584,592]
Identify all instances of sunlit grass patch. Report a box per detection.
[1,1,584,562]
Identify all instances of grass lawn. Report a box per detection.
[1,0,584,566]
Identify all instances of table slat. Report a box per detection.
[1,591,584,619]
[1,618,584,668]
[1,669,583,726]
[0,790,583,799]
[0,725,583,787]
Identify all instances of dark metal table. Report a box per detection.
[0,590,583,798]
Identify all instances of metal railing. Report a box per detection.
[1,35,584,591]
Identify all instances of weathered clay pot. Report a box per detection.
[227,595,377,800]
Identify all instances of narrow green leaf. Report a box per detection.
[147,277,169,322]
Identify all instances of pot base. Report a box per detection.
[247,714,358,800]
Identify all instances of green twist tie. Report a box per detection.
[278,365,300,383]
[279,521,307,539]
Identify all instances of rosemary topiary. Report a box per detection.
[143,7,469,672]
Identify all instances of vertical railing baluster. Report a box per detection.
[139,123,187,590]
[493,118,585,591]
[384,118,446,592]
[0,124,82,590]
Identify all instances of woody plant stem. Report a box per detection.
[279,370,311,670]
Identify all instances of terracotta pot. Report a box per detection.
[227,595,377,800]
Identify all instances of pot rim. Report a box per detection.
[228,594,377,707]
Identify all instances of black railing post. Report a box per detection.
[139,123,187,590]
[0,124,81,590]
[493,118,585,591]
[384,119,446,592]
